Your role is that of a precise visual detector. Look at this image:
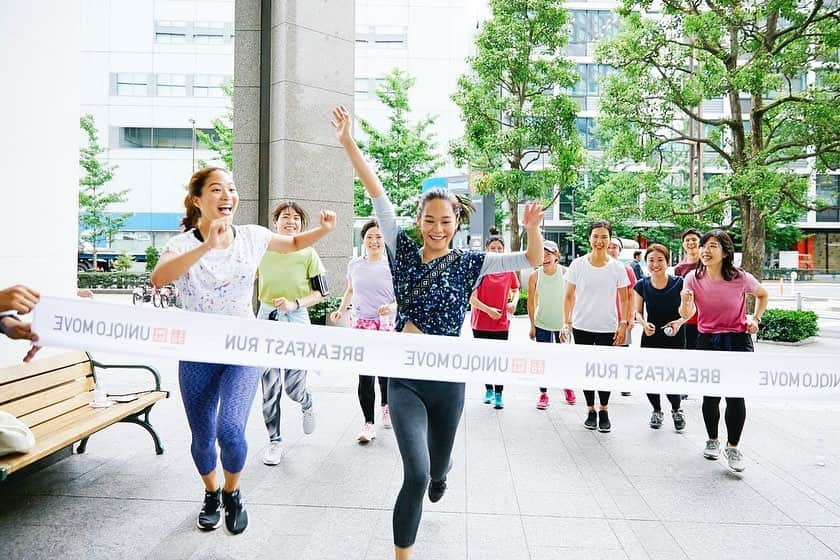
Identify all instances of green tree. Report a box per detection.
[79,114,132,270]
[196,79,233,170]
[355,69,443,217]
[595,0,840,278]
[113,251,134,273]
[145,245,160,272]
[451,0,583,250]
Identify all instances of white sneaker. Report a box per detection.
[302,406,316,435]
[724,447,745,472]
[357,423,376,443]
[382,405,392,429]
[703,439,721,460]
[262,441,284,466]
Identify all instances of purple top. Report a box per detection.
[347,256,396,321]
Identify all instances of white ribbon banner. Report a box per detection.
[32,296,840,399]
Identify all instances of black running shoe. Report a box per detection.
[222,489,248,534]
[428,479,447,503]
[584,410,597,430]
[197,489,222,531]
[598,410,611,433]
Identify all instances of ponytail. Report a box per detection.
[181,199,202,231]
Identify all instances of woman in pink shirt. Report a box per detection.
[679,230,768,473]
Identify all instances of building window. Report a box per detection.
[157,74,187,97]
[354,78,370,94]
[576,117,601,150]
[119,127,217,149]
[193,21,227,44]
[816,175,840,223]
[566,10,619,56]
[155,20,188,44]
[356,25,407,46]
[116,73,149,96]
[193,74,226,97]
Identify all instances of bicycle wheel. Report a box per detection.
[161,294,170,308]
[152,293,162,308]
[132,292,142,306]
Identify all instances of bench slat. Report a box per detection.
[0,378,95,419]
[18,392,94,429]
[0,351,90,385]
[1,363,93,404]
[0,391,168,476]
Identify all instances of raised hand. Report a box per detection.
[204,217,232,249]
[330,105,352,144]
[0,285,40,314]
[680,289,694,305]
[319,210,337,231]
[521,202,545,230]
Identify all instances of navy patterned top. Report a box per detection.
[373,195,531,337]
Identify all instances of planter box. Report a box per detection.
[757,337,817,347]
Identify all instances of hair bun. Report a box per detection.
[488,227,500,235]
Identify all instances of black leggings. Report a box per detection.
[358,375,389,424]
[473,329,508,393]
[574,329,615,407]
[647,393,682,412]
[389,378,464,548]
[697,332,753,446]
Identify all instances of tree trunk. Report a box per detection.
[507,196,522,251]
[740,197,766,281]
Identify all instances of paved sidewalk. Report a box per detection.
[1,317,839,559]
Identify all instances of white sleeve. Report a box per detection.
[565,259,579,286]
[478,252,532,277]
[371,194,398,250]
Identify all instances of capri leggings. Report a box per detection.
[575,329,615,407]
[179,360,261,475]
[389,377,464,548]
[697,332,753,446]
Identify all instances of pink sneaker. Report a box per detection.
[563,389,576,405]
[536,392,549,410]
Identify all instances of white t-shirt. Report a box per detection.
[163,224,273,317]
[565,255,631,333]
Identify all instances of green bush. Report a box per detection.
[309,296,343,325]
[78,272,149,289]
[145,246,160,272]
[757,308,818,342]
[515,289,528,316]
[113,251,134,272]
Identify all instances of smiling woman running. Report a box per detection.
[151,167,336,535]
[333,105,544,560]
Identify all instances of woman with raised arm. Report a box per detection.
[151,167,336,535]
[332,105,544,560]
[679,230,768,473]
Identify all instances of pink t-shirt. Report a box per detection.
[615,263,637,320]
[684,270,760,333]
[470,271,520,332]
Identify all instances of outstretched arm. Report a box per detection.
[267,210,336,253]
[332,105,384,199]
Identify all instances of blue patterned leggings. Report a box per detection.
[179,360,261,476]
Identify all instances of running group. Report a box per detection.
[0,105,770,560]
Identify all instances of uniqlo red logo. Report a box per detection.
[152,329,169,342]
[169,329,186,345]
[530,360,545,375]
[152,328,168,343]
[512,358,527,374]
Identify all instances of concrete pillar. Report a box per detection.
[0,2,80,365]
[235,0,355,292]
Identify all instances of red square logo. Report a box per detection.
[512,358,527,374]
[530,360,545,375]
[169,329,186,345]
[152,328,168,343]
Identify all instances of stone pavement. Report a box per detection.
[1,314,839,560]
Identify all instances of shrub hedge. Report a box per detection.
[757,308,818,343]
[78,272,149,289]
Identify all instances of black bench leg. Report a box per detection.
[121,409,165,455]
[77,436,90,454]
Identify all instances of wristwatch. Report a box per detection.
[294,298,301,311]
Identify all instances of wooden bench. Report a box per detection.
[0,351,169,481]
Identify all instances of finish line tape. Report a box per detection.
[32,296,840,399]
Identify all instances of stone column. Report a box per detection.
[0,1,80,365]
[235,0,355,293]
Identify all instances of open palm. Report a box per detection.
[521,202,545,229]
[331,105,352,143]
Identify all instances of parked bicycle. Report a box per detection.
[132,283,176,308]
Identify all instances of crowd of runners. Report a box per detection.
[0,104,770,559]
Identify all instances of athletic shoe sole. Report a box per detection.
[703,452,719,460]
[197,515,223,531]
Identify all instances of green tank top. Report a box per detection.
[534,267,565,331]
